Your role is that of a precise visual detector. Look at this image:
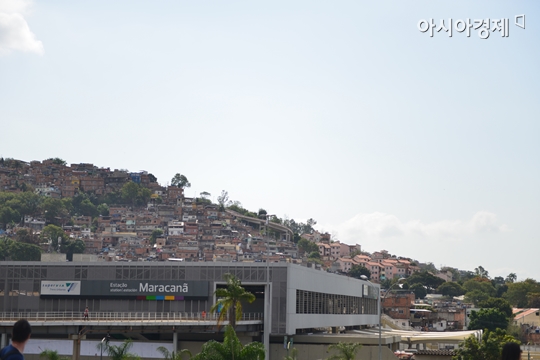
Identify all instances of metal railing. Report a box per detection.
[0,311,263,323]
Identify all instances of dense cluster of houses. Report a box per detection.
[1,158,427,283]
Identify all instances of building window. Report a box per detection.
[295,289,377,315]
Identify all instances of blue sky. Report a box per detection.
[1,0,539,280]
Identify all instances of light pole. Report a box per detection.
[361,276,405,360]
[100,334,110,360]
[263,214,275,360]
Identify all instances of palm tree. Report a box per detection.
[192,325,265,360]
[284,348,298,360]
[39,349,69,360]
[210,273,255,329]
[157,346,192,360]
[103,339,140,360]
[326,342,362,360]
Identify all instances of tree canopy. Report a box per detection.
[437,282,465,297]
[404,271,444,292]
[171,173,191,189]
[211,273,256,329]
[452,329,519,360]
[477,298,513,318]
[156,346,192,360]
[410,283,427,299]
[102,339,140,360]
[349,265,371,279]
[0,237,41,261]
[297,238,318,256]
[192,325,264,360]
[468,308,509,332]
[504,279,540,307]
[326,342,363,360]
[40,349,70,360]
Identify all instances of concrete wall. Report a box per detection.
[40,254,67,262]
[270,343,398,360]
[73,254,99,262]
[286,264,379,334]
[23,339,173,359]
[23,340,398,360]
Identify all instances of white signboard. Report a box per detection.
[41,281,81,295]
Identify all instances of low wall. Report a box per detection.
[21,338,397,360]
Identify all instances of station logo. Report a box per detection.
[41,281,81,295]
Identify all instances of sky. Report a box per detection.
[1,0,539,280]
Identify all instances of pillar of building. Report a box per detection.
[173,332,178,353]
[71,335,81,360]
[1,333,7,348]
[264,281,272,360]
[69,334,86,360]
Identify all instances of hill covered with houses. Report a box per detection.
[0,157,486,284]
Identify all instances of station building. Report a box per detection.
[0,261,380,359]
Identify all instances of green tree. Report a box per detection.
[156,346,192,360]
[326,342,362,360]
[478,298,513,318]
[150,229,164,245]
[16,228,38,244]
[308,251,320,259]
[62,197,73,215]
[10,241,41,261]
[103,339,140,360]
[210,273,256,329]
[1,191,40,217]
[463,279,496,297]
[283,348,298,360]
[405,271,444,292]
[474,266,490,279]
[46,158,67,166]
[437,282,465,297]
[171,173,191,189]
[217,190,229,211]
[297,238,318,256]
[505,273,517,283]
[465,290,491,306]
[79,198,98,217]
[41,224,69,251]
[0,206,20,230]
[137,187,152,206]
[121,182,140,207]
[349,265,371,279]
[200,191,211,199]
[192,325,264,360]
[452,329,519,360]
[40,349,70,360]
[97,203,110,216]
[300,218,317,235]
[63,239,85,261]
[41,197,68,224]
[0,238,41,261]
[410,283,427,299]
[468,308,509,332]
[496,284,509,298]
[504,279,540,307]
[349,249,362,258]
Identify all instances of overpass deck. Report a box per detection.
[0,311,263,327]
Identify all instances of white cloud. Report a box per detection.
[0,0,43,56]
[331,211,509,248]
